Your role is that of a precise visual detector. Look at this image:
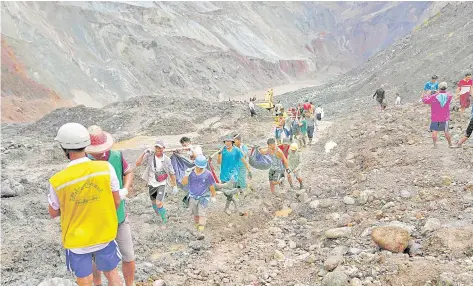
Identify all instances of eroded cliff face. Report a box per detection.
[1,1,442,122]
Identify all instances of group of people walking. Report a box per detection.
[48,115,310,285]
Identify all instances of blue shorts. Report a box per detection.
[430,121,448,131]
[65,241,121,278]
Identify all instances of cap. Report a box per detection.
[439,82,448,89]
[154,140,165,148]
[290,142,299,151]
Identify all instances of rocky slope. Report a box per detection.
[280,2,473,118]
[1,1,443,122]
[2,98,473,285]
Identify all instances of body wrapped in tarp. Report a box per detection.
[170,153,219,192]
[249,146,272,170]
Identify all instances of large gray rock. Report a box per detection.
[325,227,352,239]
[1,179,25,198]
[324,255,344,271]
[321,270,349,286]
[422,218,442,234]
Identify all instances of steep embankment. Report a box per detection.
[1,1,441,122]
[281,2,472,117]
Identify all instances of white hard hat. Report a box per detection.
[55,123,91,149]
[290,142,299,151]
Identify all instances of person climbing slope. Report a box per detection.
[300,114,308,147]
[136,140,178,225]
[48,123,123,286]
[373,86,387,111]
[455,72,472,122]
[258,138,291,193]
[85,125,136,286]
[217,135,252,214]
[422,82,453,148]
[182,155,217,233]
[287,142,304,190]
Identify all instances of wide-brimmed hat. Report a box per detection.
[222,135,235,143]
[85,125,114,154]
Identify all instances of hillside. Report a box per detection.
[281,2,473,117]
[1,1,443,122]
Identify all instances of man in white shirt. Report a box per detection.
[249,99,256,117]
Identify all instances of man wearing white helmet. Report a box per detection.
[287,142,304,190]
[48,123,123,285]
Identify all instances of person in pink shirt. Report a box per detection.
[455,72,473,122]
[422,81,453,148]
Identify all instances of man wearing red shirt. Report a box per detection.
[455,72,472,122]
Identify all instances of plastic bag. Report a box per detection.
[249,146,272,170]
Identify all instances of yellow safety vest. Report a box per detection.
[49,160,118,249]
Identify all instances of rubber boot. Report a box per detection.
[158,207,168,224]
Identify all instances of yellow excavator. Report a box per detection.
[255,88,274,111]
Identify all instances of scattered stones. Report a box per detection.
[153,280,168,286]
[269,227,282,234]
[298,192,310,203]
[309,200,320,209]
[1,179,25,198]
[320,199,334,208]
[357,190,374,205]
[350,278,362,286]
[276,239,286,249]
[274,250,285,260]
[382,201,395,209]
[324,255,344,271]
[325,227,352,239]
[371,226,410,253]
[297,217,308,225]
[346,160,356,168]
[275,208,292,217]
[437,272,454,286]
[422,218,442,234]
[400,189,411,198]
[188,240,211,251]
[38,278,76,286]
[429,226,473,254]
[343,196,356,205]
[321,270,349,286]
[407,240,423,257]
[289,240,297,249]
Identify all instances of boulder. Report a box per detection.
[324,255,344,271]
[371,226,409,253]
[422,218,442,234]
[343,196,356,205]
[321,270,349,286]
[325,227,352,239]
